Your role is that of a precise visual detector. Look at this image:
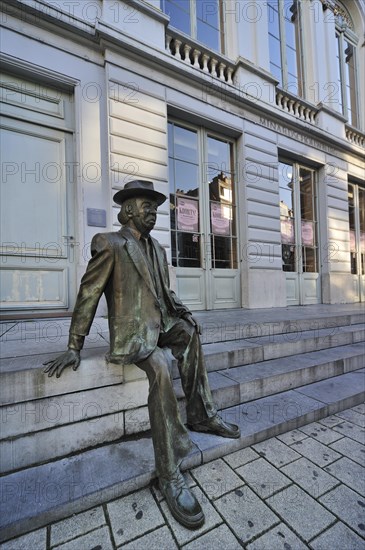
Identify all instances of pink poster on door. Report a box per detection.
[301,221,314,247]
[281,219,295,244]
[211,203,230,236]
[350,230,356,252]
[177,197,199,232]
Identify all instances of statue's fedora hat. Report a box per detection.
[113,180,166,206]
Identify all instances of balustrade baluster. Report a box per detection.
[201,53,209,72]
[210,58,218,78]
[192,49,201,69]
[218,62,226,81]
[226,67,234,85]
[174,39,182,60]
[183,44,191,63]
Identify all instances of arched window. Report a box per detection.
[334,3,359,127]
[161,0,225,53]
[267,0,304,97]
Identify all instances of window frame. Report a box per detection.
[161,0,225,54]
[335,18,359,128]
[267,0,305,98]
[279,159,319,274]
[348,182,365,276]
[168,119,237,270]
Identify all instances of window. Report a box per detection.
[169,124,200,268]
[207,135,237,269]
[267,0,304,97]
[161,0,224,52]
[335,12,359,127]
[168,122,237,269]
[348,183,365,275]
[279,161,318,273]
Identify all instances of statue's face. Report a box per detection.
[131,196,158,235]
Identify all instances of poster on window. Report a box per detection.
[350,230,356,252]
[177,197,199,232]
[281,219,295,244]
[210,203,230,236]
[301,221,314,247]
[361,232,365,252]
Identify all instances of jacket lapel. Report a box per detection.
[122,229,157,298]
[151,239,167,284]
[150,239,177,310]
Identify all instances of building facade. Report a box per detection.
[1,0,364,315]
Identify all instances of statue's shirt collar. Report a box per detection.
[124,225,150,244]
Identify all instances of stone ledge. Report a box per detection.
[0,349,148,406]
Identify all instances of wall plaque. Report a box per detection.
[87,208,107,227]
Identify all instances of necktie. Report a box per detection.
[141,237,152,264]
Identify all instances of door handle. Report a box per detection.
[63,235,75,247]
[202,233,213,270]
[201,232,207,270]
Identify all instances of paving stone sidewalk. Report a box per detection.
[1,404,364,550]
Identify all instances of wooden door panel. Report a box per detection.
[0,75,74,313]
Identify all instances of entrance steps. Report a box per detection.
[0,304,364,541]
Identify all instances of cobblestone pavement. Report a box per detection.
[1,405,364,550]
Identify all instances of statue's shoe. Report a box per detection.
[159,470,204,530]
[188,414,241,439]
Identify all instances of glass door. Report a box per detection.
[348,183,365,301]
[169,122,240,310]
[279,161,320,305]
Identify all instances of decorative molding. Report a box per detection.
[320,0,353,29]
[1,0,96,35]
[0,53,81,89]
[317,102,347,122]
[235,56,278,85]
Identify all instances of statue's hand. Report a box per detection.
[43,349,81,378]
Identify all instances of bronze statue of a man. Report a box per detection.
[44,180,240,530]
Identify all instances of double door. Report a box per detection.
[348,182,365,301]
[279,161,321,305]
[168,122,240,310]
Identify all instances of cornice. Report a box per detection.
[236,56,278,85]
[0,52,82,87]
[0,0,96,37]
[317,102,348,123]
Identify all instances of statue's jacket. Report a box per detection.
[68,227,189,364]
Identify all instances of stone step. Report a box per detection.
[130,342,365,442]
[1,343,363,474]
[1,323,364,406]
[1,307,363,351]
[0,368,363,543]
[176,342,365,418]
[173,323,365,376]
[198,311,365,345]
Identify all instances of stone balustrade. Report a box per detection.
[276,89,318,124]
[345,125,365,148]
[165,30,235,85]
